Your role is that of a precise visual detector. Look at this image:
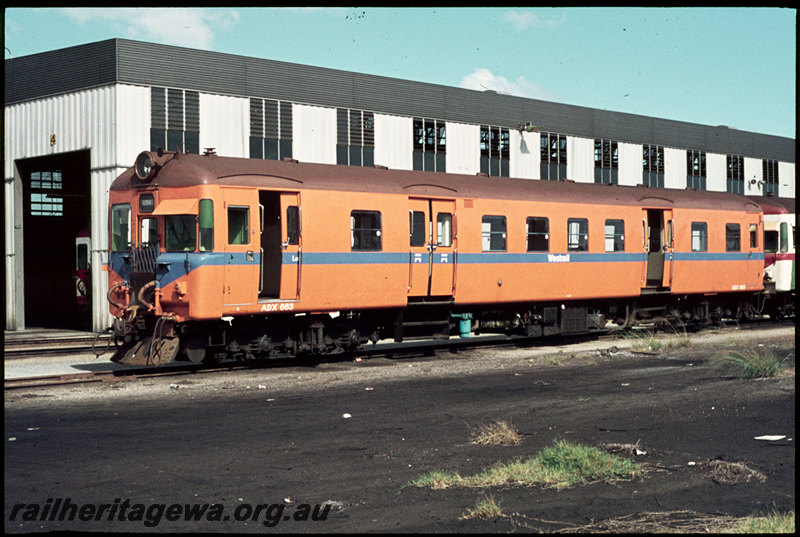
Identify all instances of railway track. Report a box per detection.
[4,332,114,359]
[3,333,525,390]
[4,319,791,391]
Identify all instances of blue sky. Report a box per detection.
[4,7,796,138]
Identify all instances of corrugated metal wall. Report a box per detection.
[617,142,641,187]
[374,113,412,170]
[568,137,594,184]
[7,39,793,163]
[3,85,121,175]
[663,148,686,190]
[445,122,480,176]
[508,131,538,180]
[3,38,797,332]
[199,94,249,157]
[293,104,337,165]
[3,85,134,332]
[777,162,795,198]
[706,153,727,193]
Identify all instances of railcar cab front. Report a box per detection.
[107,150,306,364]
[108,150,219,364]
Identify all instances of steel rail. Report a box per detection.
[4,319,791,391]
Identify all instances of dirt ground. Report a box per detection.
[4,325,795,533]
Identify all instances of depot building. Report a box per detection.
[4,38,795,333]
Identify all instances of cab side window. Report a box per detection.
[228,207,250,245]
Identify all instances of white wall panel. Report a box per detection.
[743,157,762,196]
[778,162,794,198]
[374,113,412,170]
[292,103,336,165]
[4,169,22,329]
[569,136,594,184]
[90,167,126,331]
[705,153,726,193]
[509,131,539,180]
[445,122,479,175]
[4,85,127,176]
[199,93,249,158]
[618,142,641,187]
[115,85,150,165]
[664,147,686,190]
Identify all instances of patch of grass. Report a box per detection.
[534,439,643,488]
[410,439,643,490]
[461,495,504,520]
[710,345,790,378]
[735,510,795,533]
[626,327,692,354]
[410,470,462,490]
[470,420,522,446]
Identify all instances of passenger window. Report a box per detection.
[165,215,196,252]
[725,223,740,252]
[691,222,708,252]
[604,219,625,252]
[110,204,131,252]
[567,218,588,252]
[764,230,778,253]
[286,206,300,245]
[351,210,382,251]
[749,224,758,249]
[228,207,250,245]
[437,213,453,247]
[526,217,549,252]
[410,211,426,247]
[780,222,789,253]
[482,215,507,251]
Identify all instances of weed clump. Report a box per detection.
[710,345,791,378]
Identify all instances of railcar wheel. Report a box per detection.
[182,337,209,363]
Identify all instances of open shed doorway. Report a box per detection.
[17,150,92,330]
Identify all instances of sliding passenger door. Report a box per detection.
[408,198,456,298]
[643,208,673,289]
[279,192,301,300]
[258,191,301,301]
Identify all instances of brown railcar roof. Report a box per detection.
[747,195,795,215]
[111,151,763,213]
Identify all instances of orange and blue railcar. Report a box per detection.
[107,150,773,365]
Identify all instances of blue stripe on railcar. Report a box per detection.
[672,252,764,262]
[110,250,762,289]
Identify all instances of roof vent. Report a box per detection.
[204,148,217,156]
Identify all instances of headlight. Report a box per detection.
[135,152,155,181]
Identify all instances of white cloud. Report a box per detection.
[62,8,239,50]
[503,10,566,31]
[459,68,554,100]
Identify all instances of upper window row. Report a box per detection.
[478,217,756,254]
[690,222,758,252]
[112,203,760,258]
[229,104,779,196]
[481,216,622,253]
